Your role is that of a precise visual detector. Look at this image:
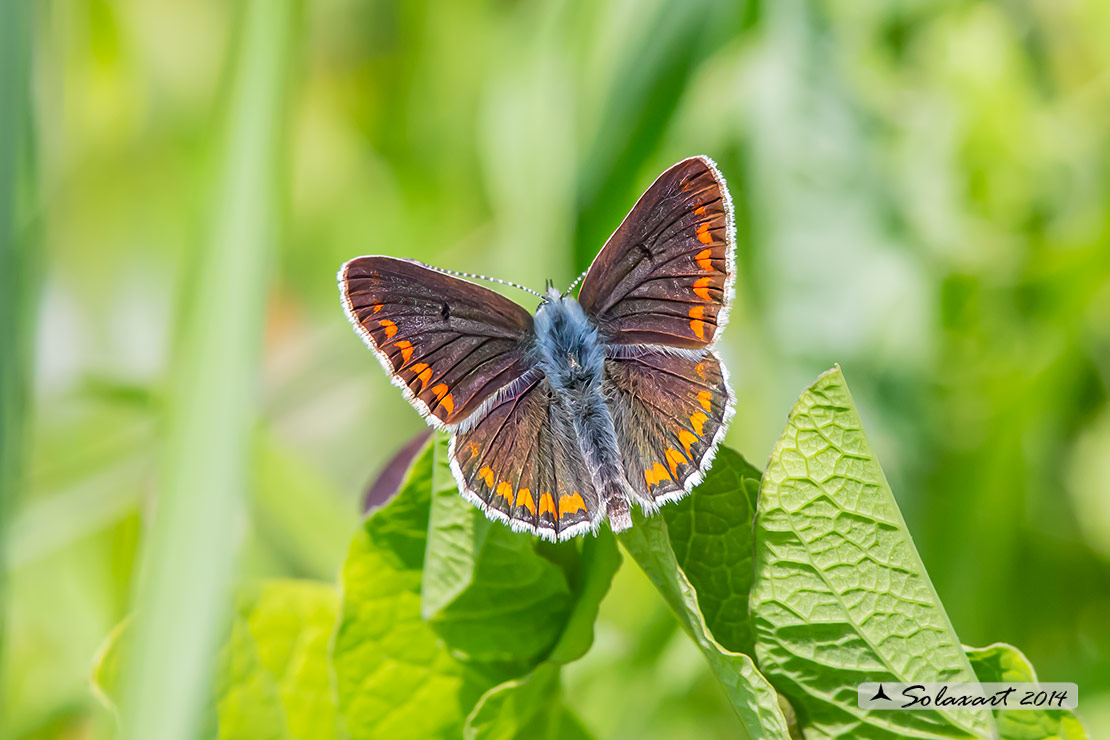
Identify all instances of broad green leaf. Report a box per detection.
[331,441,509,740]
[751,367,996,739]
[92,581,340,740]
[464,663,593,740]
[421,435,575,664]
[621,508,793,740]
[216,580,344,740]
[965,643,1088,740]
[661,446,761,655]
[545,529,621,665]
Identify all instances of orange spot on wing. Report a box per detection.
[396,340,413,363]
[378,318,397,339]
[665,448,688,477]
[431,383,448,399]
[440,393,454,414]
[496,481,513,504]
[516,488,536,515]
[678,429,698,458]
[696,222,713,244]
[644,462,672,488]
[697,390,713,412]
[539,492,556,517]
[693,276,713,301]
[694,205,707,216]
[689,305,707,340]
[558,492,586,517]
[469,442,480,458]
[695,248,713,271]
[478,467,494,488]
[690,411,708,435]
[372,303,383,314]
[414,365,432,388]
[695,362,706,378]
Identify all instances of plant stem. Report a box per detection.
[0,0,36,721]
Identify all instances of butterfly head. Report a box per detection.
[538,282,564,310]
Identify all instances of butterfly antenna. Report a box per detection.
[422,264,543,298]
[563,268,588,297]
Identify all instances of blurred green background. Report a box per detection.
[2,0,1109,738]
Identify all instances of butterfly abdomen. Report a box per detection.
[534,290,632,531]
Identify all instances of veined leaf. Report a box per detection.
[464,663,593,740]
[965,643,1088,740]
[661,446,762,655]
[421,434,575,664]
[621,505,793,740]
[216,580,344,740]
[751,366,997,739]
[330,441,510,740]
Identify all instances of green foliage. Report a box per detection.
[421,441,576,664]
[661,447,762,656]
[216,581,343,740]
[966,643,1088,740]
[116,2,300,740]
[752,367,994,739]
[90,366,1089,739]
[464,664,591,740]
[13,2,1110,738]
[331,442,493,739]
[620,505,792,740]
[92,581,340,740]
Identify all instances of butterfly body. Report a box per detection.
[340,156,737,541]
[532,287,632,530]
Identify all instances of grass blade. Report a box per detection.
[0,0,36,711]
[117,2,298,739]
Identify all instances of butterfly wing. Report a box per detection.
[449,372,601,541]
[577,156,735,349]
[339,256,534,429]
[605,348,735,507]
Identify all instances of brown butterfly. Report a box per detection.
[339,156,736,541]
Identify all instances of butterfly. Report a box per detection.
[338,156,736,541]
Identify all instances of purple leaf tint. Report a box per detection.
[362,429,433,513]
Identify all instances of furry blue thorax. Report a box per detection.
[532,286,632,529]
[532,286,606,395]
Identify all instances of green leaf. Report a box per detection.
[544,529,621,666]
[331,441,509,740]
[92,580,341,740]
[421,434,575,664]
[661,446,762,655]
[621,506,793,740]
[216,580,345,740]
[751,366,997,739]
[464,663,593,740]
[90,618,131,714]
[965,643,1088,740]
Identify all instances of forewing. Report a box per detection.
[340,256,534,429]
[449,373,600,541]
[604,349,734,506]
[577,156,735,349]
